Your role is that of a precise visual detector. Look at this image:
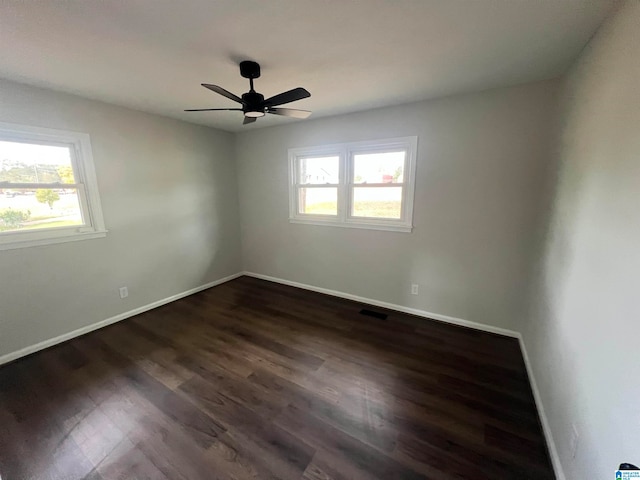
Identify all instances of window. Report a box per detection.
[289,137,417,232]
[0,122,106,250]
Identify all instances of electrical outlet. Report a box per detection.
[570,424,579,459]
[119,286,129,299]
[411,284,419,295]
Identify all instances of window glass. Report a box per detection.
[0,140,84,234]
[298,187,338,215]
[298,156,339,184]
[351,186,402,219]
[0,189,83,233]
[353,151,404,184]
[0,141,76,184]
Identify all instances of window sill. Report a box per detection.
[289,217,412,233]
[0,229,108,251]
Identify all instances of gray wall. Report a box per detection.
[236,80,559,331]
[0,79,242,358]
[522,1,640,478]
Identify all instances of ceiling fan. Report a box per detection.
[185,61,311,125]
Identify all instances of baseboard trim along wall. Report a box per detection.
[0,272,244,367]
[243,271,520,338]
[517,334,566,480]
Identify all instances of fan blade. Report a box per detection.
[267,107,312,119]
[243,116,257,125]
[202,84,243,104]
[263,87,310,107]
[184,108,243,112]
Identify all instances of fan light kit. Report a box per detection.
[185,61,311,125]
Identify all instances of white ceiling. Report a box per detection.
[0,0,616,132]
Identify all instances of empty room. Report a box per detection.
[0,1,638,479]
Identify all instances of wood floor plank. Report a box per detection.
[276,403,427,480]
[121,365,226,449]
[94,439,169,480]
[249,367,399,453]
[0,276,555,479]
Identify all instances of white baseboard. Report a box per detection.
[243,271,519,338]
[518,334,566,480]
[0,271,244,367]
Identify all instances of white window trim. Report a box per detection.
[0,122,107,251]
[288,136,418,232]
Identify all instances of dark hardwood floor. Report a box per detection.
[0,276,555,479]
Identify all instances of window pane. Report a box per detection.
[298,156,339,184]
[0,188,83,232]
[0,140,75,184]
[352,187,402,219]
[353,151,405,184]
[298,187,337,215]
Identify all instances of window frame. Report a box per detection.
[0,122,107,250]
[288,136,418,232]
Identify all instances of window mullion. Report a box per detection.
[294,184,338,188]
[0,182,81,189]
[349,183,404,188]
[338,150,348,222]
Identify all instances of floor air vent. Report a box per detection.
[359,309,388,320]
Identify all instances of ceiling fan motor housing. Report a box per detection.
[242,91,264,105]
[242,91,265,116]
